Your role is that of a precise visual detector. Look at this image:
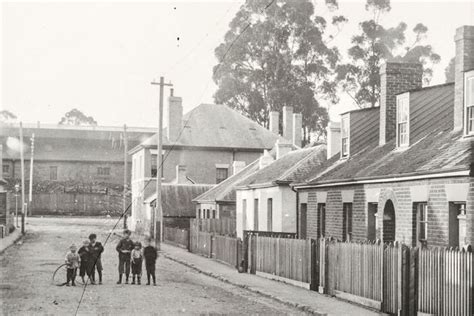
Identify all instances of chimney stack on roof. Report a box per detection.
[282,106,293,141]
[379,62,423,146]
[269,111,280,135]
[259,150,274,170]
[175,165,187,184]
[232,161,246,176]
[275,139,293,160]
[165,89,183,142]
[292,113,302,148]
[454,25,474,131]
[326,121,341,159]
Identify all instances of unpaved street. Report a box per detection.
[0,217,303,315]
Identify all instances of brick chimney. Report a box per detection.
[292,113,302,148]
[379,62,423,145]
[282,106,293,141]
[454,25,474,131]
[165,88,183,142]
[232,161,246,175]
[326,121,341,159]
[175,165,187,184]
[269,111,279,135]
[275,139,293,159]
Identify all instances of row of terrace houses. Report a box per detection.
[291,25,474,248]
[191,25,474,250]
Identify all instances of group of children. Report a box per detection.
[116,229,158,286]
[64,229,158,287]
[64,233,104,286]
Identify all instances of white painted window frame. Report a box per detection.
[396,93,410,148]
[464,70,474,135]
[340,114,350,158]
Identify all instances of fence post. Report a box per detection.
[310,239,319,291]
[21,211,25,235]
[407,247,418,316]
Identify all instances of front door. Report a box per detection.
[448,203,463,247]
[300,203,307,239]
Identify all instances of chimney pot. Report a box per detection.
[165,93,183,142]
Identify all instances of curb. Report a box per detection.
[0,230,24,255]
[162,251,326,316]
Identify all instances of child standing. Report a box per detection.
[143,239,158,286]
[116,229,134,284]
[131,242,143,285]
[78,240,95,284]
[65,244,80,286]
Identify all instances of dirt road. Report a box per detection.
[0,217,303,315]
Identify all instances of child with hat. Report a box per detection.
[131,241,143,285]
[65,244,81,286]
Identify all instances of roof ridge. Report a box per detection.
[277,147,323,181]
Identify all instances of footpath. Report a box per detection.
[161,243,384,316]
[0,229,22,254]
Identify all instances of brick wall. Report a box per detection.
[301,176,474,247]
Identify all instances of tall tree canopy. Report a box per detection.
[445,57,455,83]
[213,0,346,144]
[336,0,440,108]
[59,108,97,126]
[0,110,17,123]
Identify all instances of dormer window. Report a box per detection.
[396,94,409,147]
[341,115,349,158]
[465,71,474,134]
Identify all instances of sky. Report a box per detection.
[1,0,473,128]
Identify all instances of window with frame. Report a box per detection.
[341,115,349,157]
[417,203,428,244]
[242,199,247,231]
[254,198,259,231]
[2,165,9,174]
[212,209,216,219]
[397,95,409,147]
[317,203,326,238]
[342,203,353,241]
[216,168,228,184]
[50,166,58,180]
[466,74,474,134]
[97,167,110,176]
[267,198,273,231]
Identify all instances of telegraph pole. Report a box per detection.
[151,77,172,246]
[28,133,35,216]
[123,124,128,229]
[19,122,25,220]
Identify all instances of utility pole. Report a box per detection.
[151,77,172,246]
[123,124,128,229]
[28,133,35,216]
[19,122,25,220]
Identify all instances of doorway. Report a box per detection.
[367,203,378,241]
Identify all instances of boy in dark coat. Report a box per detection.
[78,240,94,284]
[143,238,158,286]
[89,233,104,284]
[116,229,134,284]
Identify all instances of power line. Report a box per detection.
[74,1,275,313]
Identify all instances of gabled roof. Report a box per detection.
[294,84,472,187]
[238,145,326,188]
[193,159,260,203]
[132,104,282,153]
[145,184,213,217]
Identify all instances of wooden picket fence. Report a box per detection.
[191,218,236,236]
[163,227,189,249]
[253,236,312,286]
[417,246,473,316]
[246,236,472,315]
